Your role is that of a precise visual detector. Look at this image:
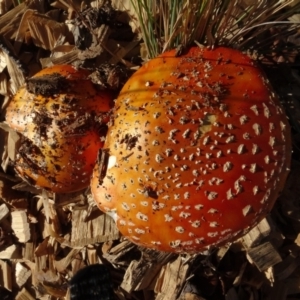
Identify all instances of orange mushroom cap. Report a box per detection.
[6,65,114,193]
[91,47,291,253]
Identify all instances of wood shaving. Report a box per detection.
[0,1,299,299]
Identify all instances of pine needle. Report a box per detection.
[130,0,300,59]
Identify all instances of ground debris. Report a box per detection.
[0,1,299,300]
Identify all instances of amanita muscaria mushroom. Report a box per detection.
[6,65,114,193]
[91,46,291,253]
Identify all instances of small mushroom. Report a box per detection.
[6,65,114,193]
[69,264,114,300]
[91,47,291,253]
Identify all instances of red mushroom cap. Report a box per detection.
[91,47,291,253]
[6,65,114,193]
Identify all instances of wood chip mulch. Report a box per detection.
[0,1,300,299]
